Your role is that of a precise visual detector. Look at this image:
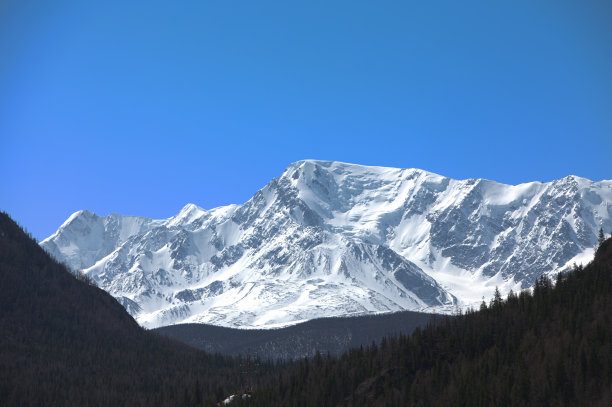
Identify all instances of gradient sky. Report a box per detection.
[1,0,611,240]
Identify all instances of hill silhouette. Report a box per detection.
[0,212,246,406]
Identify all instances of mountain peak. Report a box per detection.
[64,208,96,225]
[177,202,205,218]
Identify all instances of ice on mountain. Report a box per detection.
[40,160,612,328]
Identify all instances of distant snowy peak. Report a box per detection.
[41,211,160,272]
[41,160,612,329]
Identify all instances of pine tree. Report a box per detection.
[491,287,502,309]
[479,296,488,312]
[598,227,605,248]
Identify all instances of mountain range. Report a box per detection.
[41,160,612,328]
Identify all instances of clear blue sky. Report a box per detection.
[1,1,611,240]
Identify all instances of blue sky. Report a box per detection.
[1,1,611,240]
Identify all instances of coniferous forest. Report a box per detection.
[1,211,611,406]
[154,310,433,360]
[240,236,612,406]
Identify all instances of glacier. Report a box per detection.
[41,160,612,328]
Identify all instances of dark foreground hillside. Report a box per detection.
[237,237,612,406]
[0,213,253,406]
[155,310,433,360]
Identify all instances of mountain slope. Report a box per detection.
[0,212,246,406]
[154,310,434,360]
[41,160,612,328]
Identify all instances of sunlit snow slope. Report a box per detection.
[41,160,612,328]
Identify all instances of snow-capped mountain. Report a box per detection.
[41,160,612,328]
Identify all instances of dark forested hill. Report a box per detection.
[155,310,433,360]
[238,236,612,406]
[0,212,250,406]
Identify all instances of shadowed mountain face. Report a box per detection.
[0,212,242,406]
[41,160,612,328]
[154,310,435,360]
